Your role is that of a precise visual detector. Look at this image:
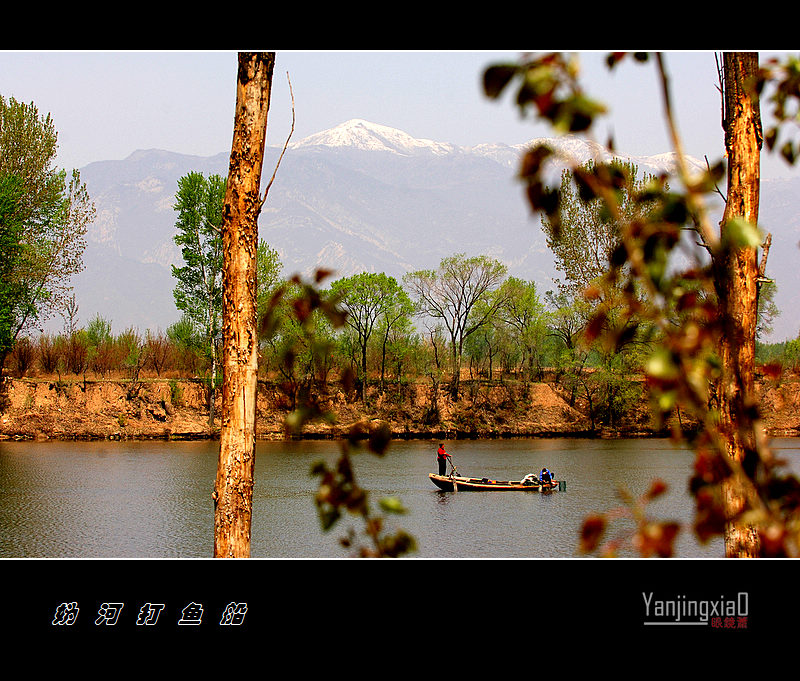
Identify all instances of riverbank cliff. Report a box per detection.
[2,373,799,442]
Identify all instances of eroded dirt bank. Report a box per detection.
[1,373,799,442]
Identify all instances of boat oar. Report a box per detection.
[449,458,459,492]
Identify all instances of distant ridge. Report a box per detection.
[63,120,798,342]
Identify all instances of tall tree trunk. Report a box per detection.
[213,52,274,558]
[208,297,217,428]
[209,350,216,428]
[450,342,461,399]
[715,52,763,557]
[361,340,368,402]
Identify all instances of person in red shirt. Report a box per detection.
[437,444,451,476]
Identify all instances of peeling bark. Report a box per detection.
[716,52,764,557]
[213,52,274,558]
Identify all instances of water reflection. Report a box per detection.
[1,437,798,558]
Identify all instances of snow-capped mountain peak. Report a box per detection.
[291,118,457,156]
[503,135,708,178]
[292,120,706,177]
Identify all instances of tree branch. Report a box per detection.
[758,231,773,285]
[260,72,295,210]
[656,53,719,254]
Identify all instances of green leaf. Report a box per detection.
[482,65,518,99]
[378,496,408,515]
[724,217,764,249]
[646,348,679,380]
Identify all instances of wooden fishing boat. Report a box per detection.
[429,473,565,492]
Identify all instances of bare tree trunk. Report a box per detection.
[361,341,368,402]
[213,52,274,558]
[209,298,217,429]
[450,343,461,399]
[716,52,763,557]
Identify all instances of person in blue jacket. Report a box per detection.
[540,467,553,484]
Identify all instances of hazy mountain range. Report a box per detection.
[65,119,800,342]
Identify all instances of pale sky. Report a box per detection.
[2,50,796,181]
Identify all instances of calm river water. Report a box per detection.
[2,437,799,559]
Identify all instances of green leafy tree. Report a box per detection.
[404,253,508,398]
[381,316,419,387]
[756,279,779,340]
[464,285,526,382]
[256,239,283,319]
[0,96,94,369]
[544,289,591,352]
[0,173,27,370]
[463,312,505,381]
[542,161,657,297]
[537,161,664,428]
[167,315,204,375]
[330,272,409,401]
[116,327,144,382]
[85,314,114,376]
[375,284,414,390]
[784,336,800,371]
[542,160,662,359]
[497,276,549,380]
[86,314,112,347]
[171,171,226,425]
